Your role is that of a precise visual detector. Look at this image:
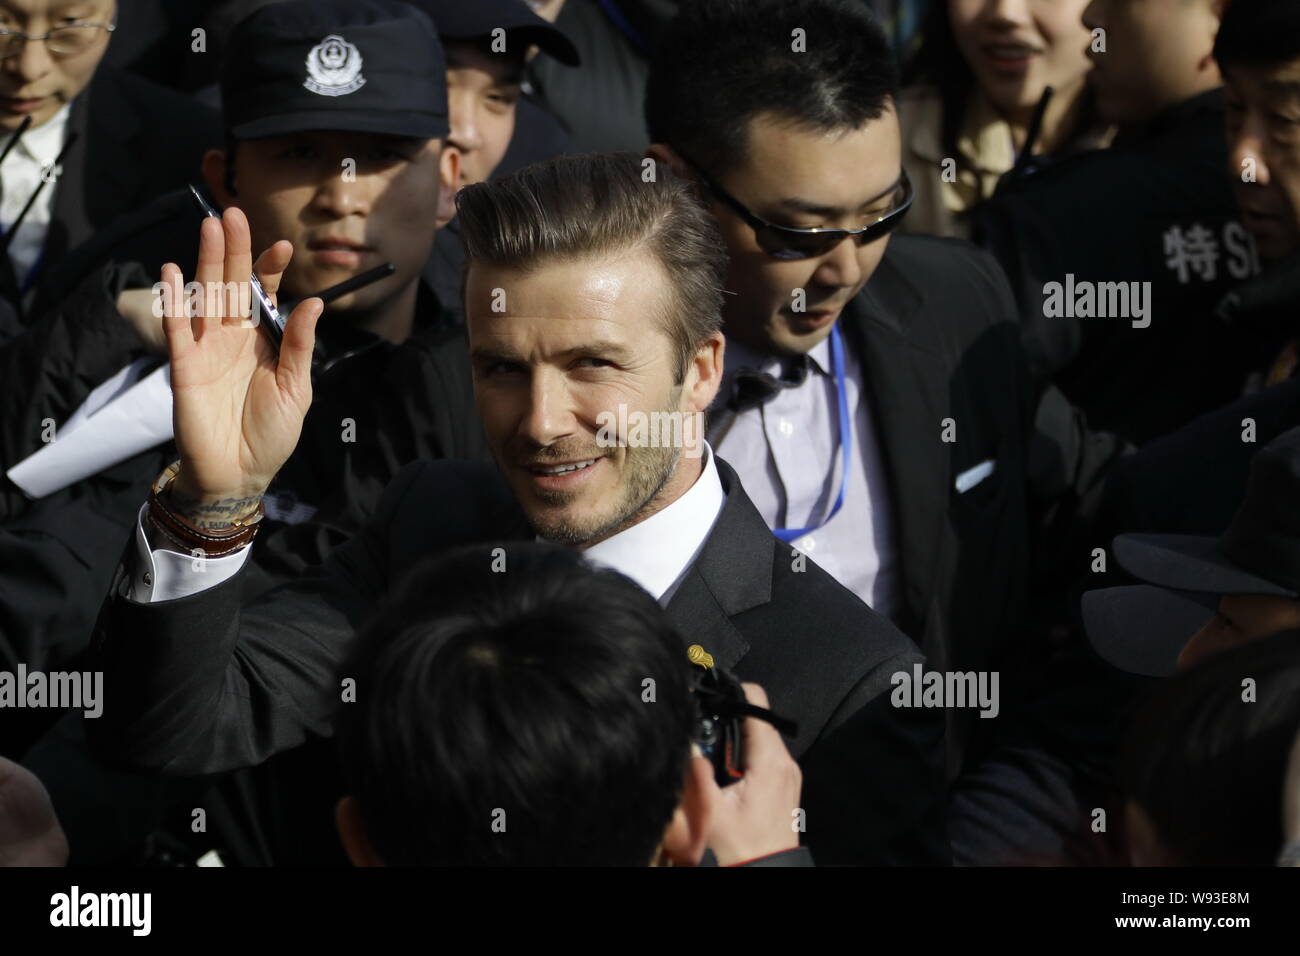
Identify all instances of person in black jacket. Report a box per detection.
[410,0,581,326]
[974,0,1283,444]
[642,0,1124,786]
[0,0,220,326]
[1085,0,1300,548]
[0,0,479,757]
[85,152,948,866]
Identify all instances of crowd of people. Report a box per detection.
[0,0,1298,869]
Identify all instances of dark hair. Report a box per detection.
[644,0,898,178]
[335,542,698,866]
[1214,0,1300,71]
[455,152,725,384]
[904,2,1100,179]
[1120,628,1300,865]
[903,1,975,179]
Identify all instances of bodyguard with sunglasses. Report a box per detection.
[645,0,1118,801]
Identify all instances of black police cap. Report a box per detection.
[222,0,450,142]
[1084,425,1300,675]
[409,0,580,66]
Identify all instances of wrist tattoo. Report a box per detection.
[165,490,263,531]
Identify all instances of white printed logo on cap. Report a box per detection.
[304,34,366,97]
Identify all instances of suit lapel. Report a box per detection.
[663,459,771,669]
[664,572,751,670]
[49,71,142,270]
[841,254,951,641]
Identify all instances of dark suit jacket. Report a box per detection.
[0,67,219,321]
[86,457,948,864]
[710,235,1045,776]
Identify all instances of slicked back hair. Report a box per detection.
[645,0,899,179]
[455,152,726,384]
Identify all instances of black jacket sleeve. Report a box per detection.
[84,460,433,775]
[0,262,152,519]
[798,648,951,866]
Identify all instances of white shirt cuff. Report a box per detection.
[129,503,251,603]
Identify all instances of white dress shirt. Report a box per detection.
[713,333,899,619]
[583,442,726,603]
[1,103,70,286]
[130,444,728,605]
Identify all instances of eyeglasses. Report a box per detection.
[676,149,912,261]
[0,19,115,59]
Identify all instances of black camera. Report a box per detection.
[688,648,799,788]
[692,664,748,788]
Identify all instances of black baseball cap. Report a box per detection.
[1083,426,1300,675]
[410,0,581,66]
[222,0,450,142]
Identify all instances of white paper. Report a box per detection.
[7,362,175,498]
[61,357,154,437]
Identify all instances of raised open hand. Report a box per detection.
[163,206,323,523]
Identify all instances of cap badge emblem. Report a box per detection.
[304,34,366,97]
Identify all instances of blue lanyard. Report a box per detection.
[773,323,852,543]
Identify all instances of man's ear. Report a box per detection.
[201,149,236,209]
[1199,0,1228,73]
[335,796,384,867]
[684,331,726,414]
[437,144,462,229]
[645,143,693,183]
[658,754,715,866]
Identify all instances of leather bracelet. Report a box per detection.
[145,507,259,558]
[148,461,264,556]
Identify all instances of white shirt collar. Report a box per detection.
[15,103,71,166]
[582,442,727,602]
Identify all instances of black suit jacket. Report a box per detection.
[86,457,948,864]
[712,235,1040,775]
[0,67,219,321]
[711,235,1129,778]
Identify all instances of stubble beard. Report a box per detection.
[530,441,681,547]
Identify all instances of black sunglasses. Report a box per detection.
[676,150,912,261]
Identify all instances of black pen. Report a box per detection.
[0,115,32,166]
[281,261,396,315]
[188,184,286,351]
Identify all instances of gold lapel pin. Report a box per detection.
[686,644,715,669]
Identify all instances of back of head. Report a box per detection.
[455,151,726,380]
[1121,628,1300,865]
[643,0,898,177]
[336,542,697,865]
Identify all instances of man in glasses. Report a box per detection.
[0,0,218,324]
[644,0,1098,794]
